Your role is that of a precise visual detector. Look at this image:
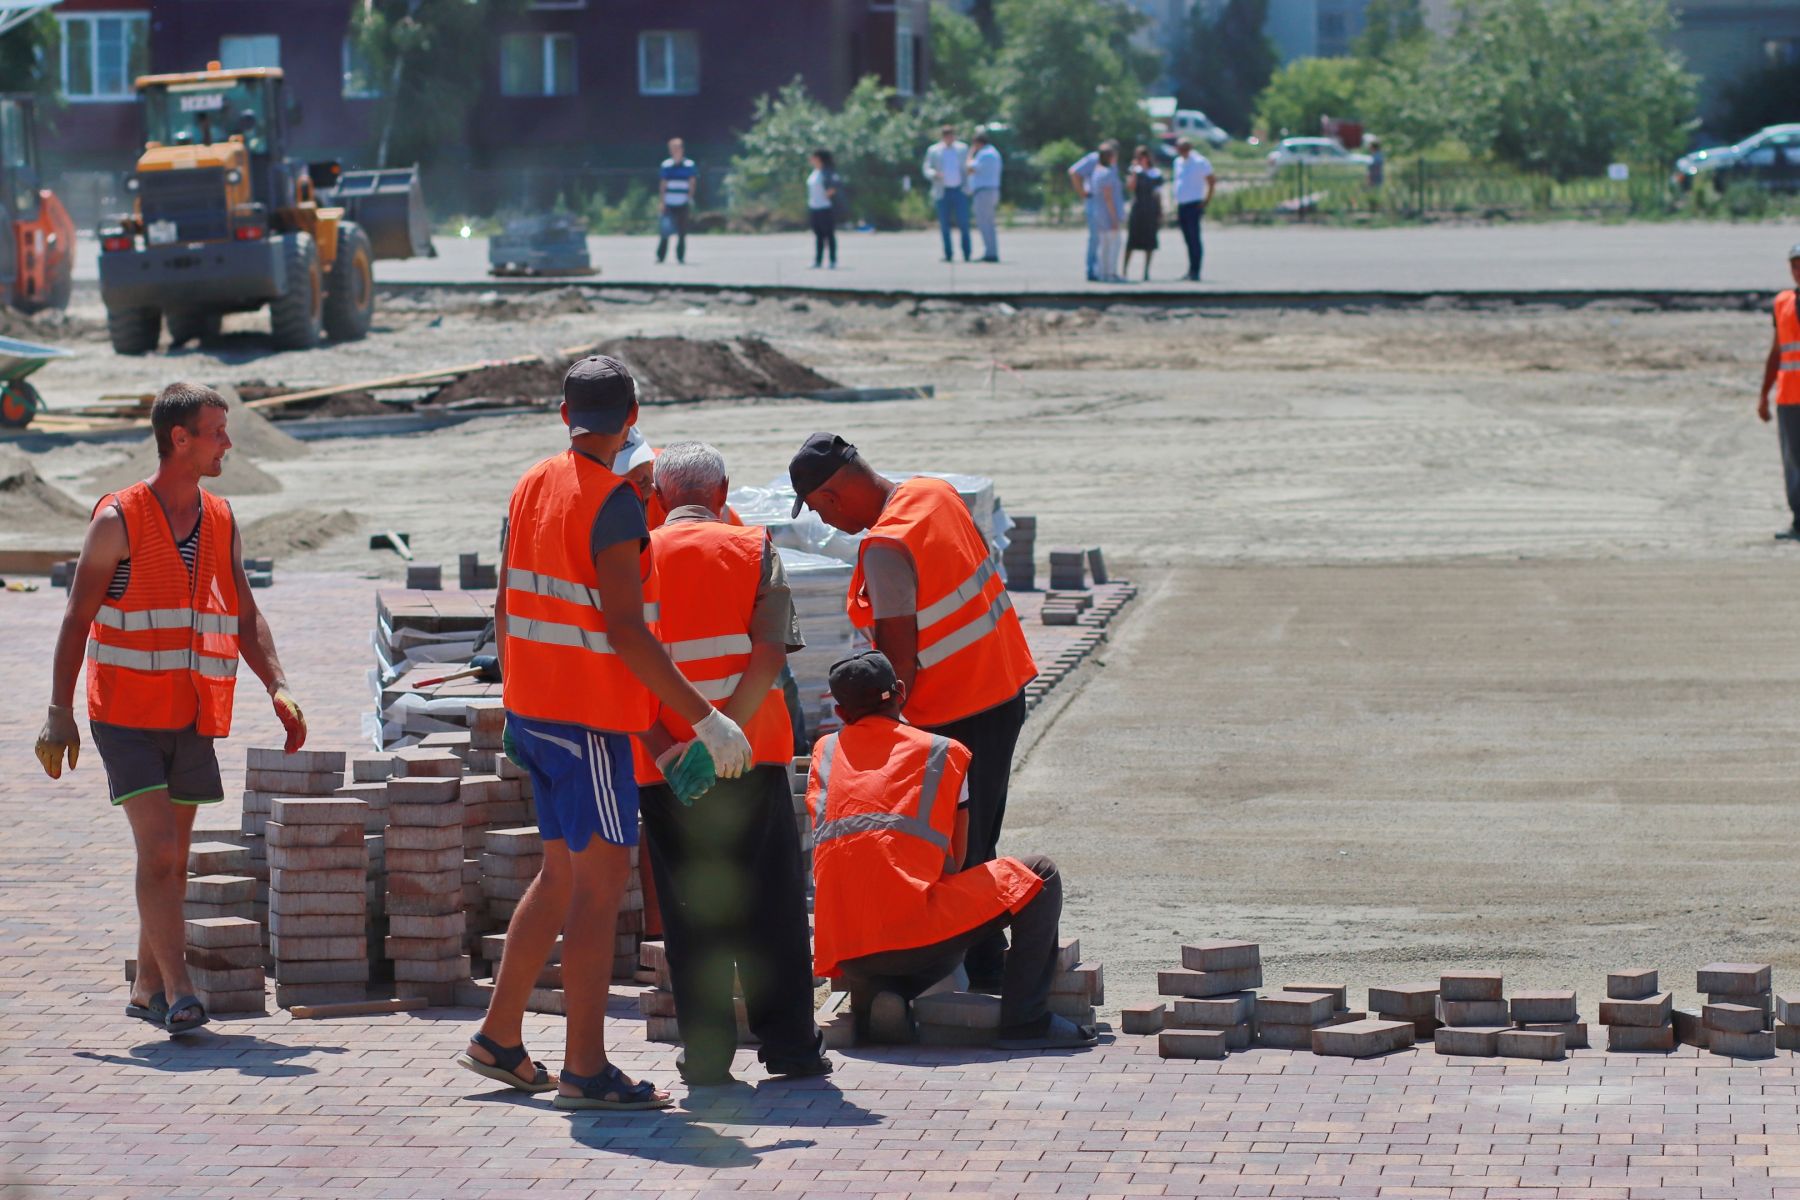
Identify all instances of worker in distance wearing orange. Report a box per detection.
[35,382,308,1038]
[789,433,1037,991]
[807,651,1095,1048]
[1757,242,1800,541]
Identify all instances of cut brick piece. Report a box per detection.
[247,747,346,773]
[1311,1019,1413,1058]
[1708,1028,1776,1058]
[186,875,256,905]
[1496,1029,1565,1060]
[265,821,364,849]
[1439,972,1503,1002]
[1434,1026,1506,1056]
[1509,991,1578,1024]
[1171,991,1256,1028]
[269,867,365,895]
[267,843,366,872]
[184,915,262,949]
[1285,983,1347,1010]
[1180,940,1260,972]
[1440,999,1510,1026]
[1158,966,1263,998]
[1607,968,1658,1000]
[1517,1021,1589,1050]
[1120,1003,1165,1035]
[188,842,250,875]
[1368,983,1438,1020]
[269,934,365,961]
[1704,1003,1765,1034]
[1158,1029,1228,1060]
[1599,993,1673,1027]
[1697,962,1772,995]
[1257,991,1336,1026]
[1606,1022,1676,1053]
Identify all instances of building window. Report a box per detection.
[895,8,916,97]
[500,32,576,97]
[1316,12,1348,55]
[58,12,149,102]
[638,30,699,96]
[220,34,281,70]
[343,36,383,98]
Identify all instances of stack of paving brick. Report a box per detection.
[1369,982,1441,1042]
[613,849,648,981]
[1598,968,1675,1052]
[1700,962,1775,1058]
[185,837,256,931]
[1432,972,1517,1058]
[1002,514,1036,592]
[267,796,370,1010]
[1301,985,1414,1059]
[1505,987,1584,1058]
[242,555,274,588]
[906,939,1092,1048]
[185,915,267,1015]
[1256,989,1342,1050]
[1049,946,1101,1026]
[635,938,761,1046]
[242,748,347,936]
[335,755,391,979]
[458,551,498,590]
[1040,590,1091,627]
[383,765,469,1004]
[1157,939,1261,1060]
[1776,991,1800,1051]
[1048,546,1087,591]
[465,930,565,1015]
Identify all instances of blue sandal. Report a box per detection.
[455,1032,556,1093]
[164,994,209,1036]
[553,1064,672,1111]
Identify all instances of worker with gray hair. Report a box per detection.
[628,440,830,1086]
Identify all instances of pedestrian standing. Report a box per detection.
[1367,138,1385,189]
[458,355,754,1109]
[968,130,1003,263]
[1090,146,1124,283]
[630,441,831,1087]
[1122,145,1163,282]
[36,382,309,1038]
[923,124,972,263]
[1172,137,1216,282]
[1067,139,1118,281]
[1757,242,1800,539]
[788,434,1038,991]
[806,148,839,270]
[656,137,697,265]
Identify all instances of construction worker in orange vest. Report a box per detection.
[807,651,1095,1049]
[1757,242,1800,540]
[457,356,753,1111]
[789,432,1038,991]
[35,382,308,1038]
[628,440,830,1087]
[612,428,745,532]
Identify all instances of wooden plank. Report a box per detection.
[0,548,80,575]
[243,341,594,411]
[288,997,428,1019]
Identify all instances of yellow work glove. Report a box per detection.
[271,686,308,753]
[35,704,80,779]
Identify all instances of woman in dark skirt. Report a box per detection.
[1123,144,1163,282]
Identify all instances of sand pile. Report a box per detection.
[239,508,360,557]
[0,446,88,535]
[85,384,300,499]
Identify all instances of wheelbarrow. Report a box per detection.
[0,334,73,429]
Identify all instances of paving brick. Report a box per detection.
[386,934,465,960]
[913,991,1001,1030]
[270,958,371,984]
[1434,1025,1507,1056]
[188,965,264,993]
[478,851,540,879]
[1496,1028,1565,1060]
[1439,971,1504,1001]
[482,875,533,901]
[267,843,367,871]
[1179,940,1260,972]
[1599,992,1673,1027]
[386,868,462,896]
[1507,989,1578,1023]
[1517,1020,1589,1049]
[1380,1012,1443,1040]
[1673,1006,1708,1047]
[1054,937,1080,971]
[269,889,366,916]
[1709,1027,1777,1058]
[1777,992,1800,1025]
[184,915,261,948]
[1705,1002,1767,1034]
[1709,988,1772,1013]
[268,797,367,828]
[246,769,345,793]
[267,910,365,938]
[1607,1022,1676,1052]
[485,827,543,855]
[269,866,366,895]
[185,943,263,971]
[388,801,463,828]
[1311,1018,1413,1058]
[1368,982,1438,1019]
[264,820,364,849]
[247,747,347,773]
[1256,1021,1317,1050]
[385,823,463,851]
[1607,967,1658,999]
[1257,990,1336,1025]
[387,911,464,939]
[1158,965,1262,997]
[195,986,267,1015]
[388,749,463,779]
[350,753,392,782]
[1171,991,1256,1027]
[1440,998,1510,1026]
[185,874,256,904]
[1779,1023,1800,1050]
[393,953,472,983]
[187,841,250,874]
[1119,1002,1164,1034]
[1698,961,1772,994]
[386,891,461,916]
[1285,982,1347,1009]
[1158,1029,1228,1060]
[390,846,466,874]
[269,933,366,961]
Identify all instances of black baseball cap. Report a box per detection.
[563,355,637,435]
[829,650,898,719]
[789,432,859,516]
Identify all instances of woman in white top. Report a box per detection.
[1090,146,1124,283]
[807,148,839,269]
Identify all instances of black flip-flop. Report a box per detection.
[164,994,209,1036]
[126,992,168,1027]
[455,1032,556,1093]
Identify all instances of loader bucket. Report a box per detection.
[330,167,436,259]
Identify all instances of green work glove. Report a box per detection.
[668,742,719,806]
[502,723,523,769]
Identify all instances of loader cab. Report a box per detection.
[0,97,41,288]
[134,67,307,223]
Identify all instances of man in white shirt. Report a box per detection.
[1172,138,1217,282]
[968,131,1004,263]
[923,125,972,263]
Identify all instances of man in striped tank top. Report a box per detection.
[656,137,697,265]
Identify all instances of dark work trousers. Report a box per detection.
[1177,200,1205,280]
[639,764,819,1076]
[656,205,690,263]
[1780,405,1800,529]
[922,688,1029,983]
[838,854,1062,1032]
[809,207,837,267]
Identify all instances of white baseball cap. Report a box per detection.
[612,427,655,475]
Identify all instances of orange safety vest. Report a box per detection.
[647,490,744,531]
[86,482,240,735]
[847,477,1037,727]
[805,717,1042,977]
[631,518,795,784]
[501,449,659,733]
[1777,291,1800,407]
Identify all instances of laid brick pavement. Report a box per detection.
[10,577,1800,1197]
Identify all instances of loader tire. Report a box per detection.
[106,305,161,355]
[323,221,374,342]
[269,231,323,351]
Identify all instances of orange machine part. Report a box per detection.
[13,188,75,309]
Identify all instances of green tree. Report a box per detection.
[994,0,1153,151]
[1444,0,1696,178]
[1354,0,1425,61]
[1170,0,1277,137]
[0,12,61,107]
[929,1,1003,119]
[349,0,522,168]
[1254,56,1366,140]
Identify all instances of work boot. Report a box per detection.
[762,1030,833,1080]
[1777,526,1800,541]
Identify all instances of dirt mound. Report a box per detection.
[0,304,100,343]
[238,507,360,557]
[594,336,839,403]
[428,358,567,407]
[86,385,292,498]
[0,446,88,534]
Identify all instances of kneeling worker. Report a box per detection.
[806,651,1095,1049]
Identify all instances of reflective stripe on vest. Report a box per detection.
[814,810,949,851]
[507,614,615,655]
[917,587,1014,670]
[669,632,753,663]
[88,639,240,677]
[1778,293,1800,400]
[811,732,953,851]
[810,735,838,834]
[916,558,998,630]
[507,567,659,624]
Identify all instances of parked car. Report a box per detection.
[1140,97,1230,151]
[1266,137,1374,175]
[1673,124,1800,193]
